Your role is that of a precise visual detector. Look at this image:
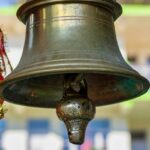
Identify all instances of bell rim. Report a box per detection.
[0,65,149,108]
[1,60,149,90]
[1,74,149,108]
[17,0,122,23]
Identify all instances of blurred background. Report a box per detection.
[0,0,150,150]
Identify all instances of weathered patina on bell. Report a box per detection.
[0,0,149,144]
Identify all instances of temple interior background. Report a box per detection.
[0,0,150,150]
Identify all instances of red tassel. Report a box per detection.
[0,29,13,75]
[0,28,12,118]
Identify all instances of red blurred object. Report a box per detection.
[0,74,4,81]
[0,28,12,117]
[0,28,13,75]
[0,71,4,117]
[0,64,4,106]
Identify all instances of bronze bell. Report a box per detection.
[0,0,149,144]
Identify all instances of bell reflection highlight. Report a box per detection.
[0,0,149,145]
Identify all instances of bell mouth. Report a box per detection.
[0,71,149,108]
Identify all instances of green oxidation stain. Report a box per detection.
[121,77,150,100]
[121,78,137,96]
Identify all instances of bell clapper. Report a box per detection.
[56,74,96,144]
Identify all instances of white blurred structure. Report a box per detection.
[7,47,22,70]
[30,133,64,150]
[107,131,131,150]
[94,133,105,150]
[2,130,28,150]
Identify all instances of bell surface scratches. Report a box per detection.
[0,0,149,145]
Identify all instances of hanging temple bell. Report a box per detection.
[0,0,149,144]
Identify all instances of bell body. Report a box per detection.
[0,0,149,107]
